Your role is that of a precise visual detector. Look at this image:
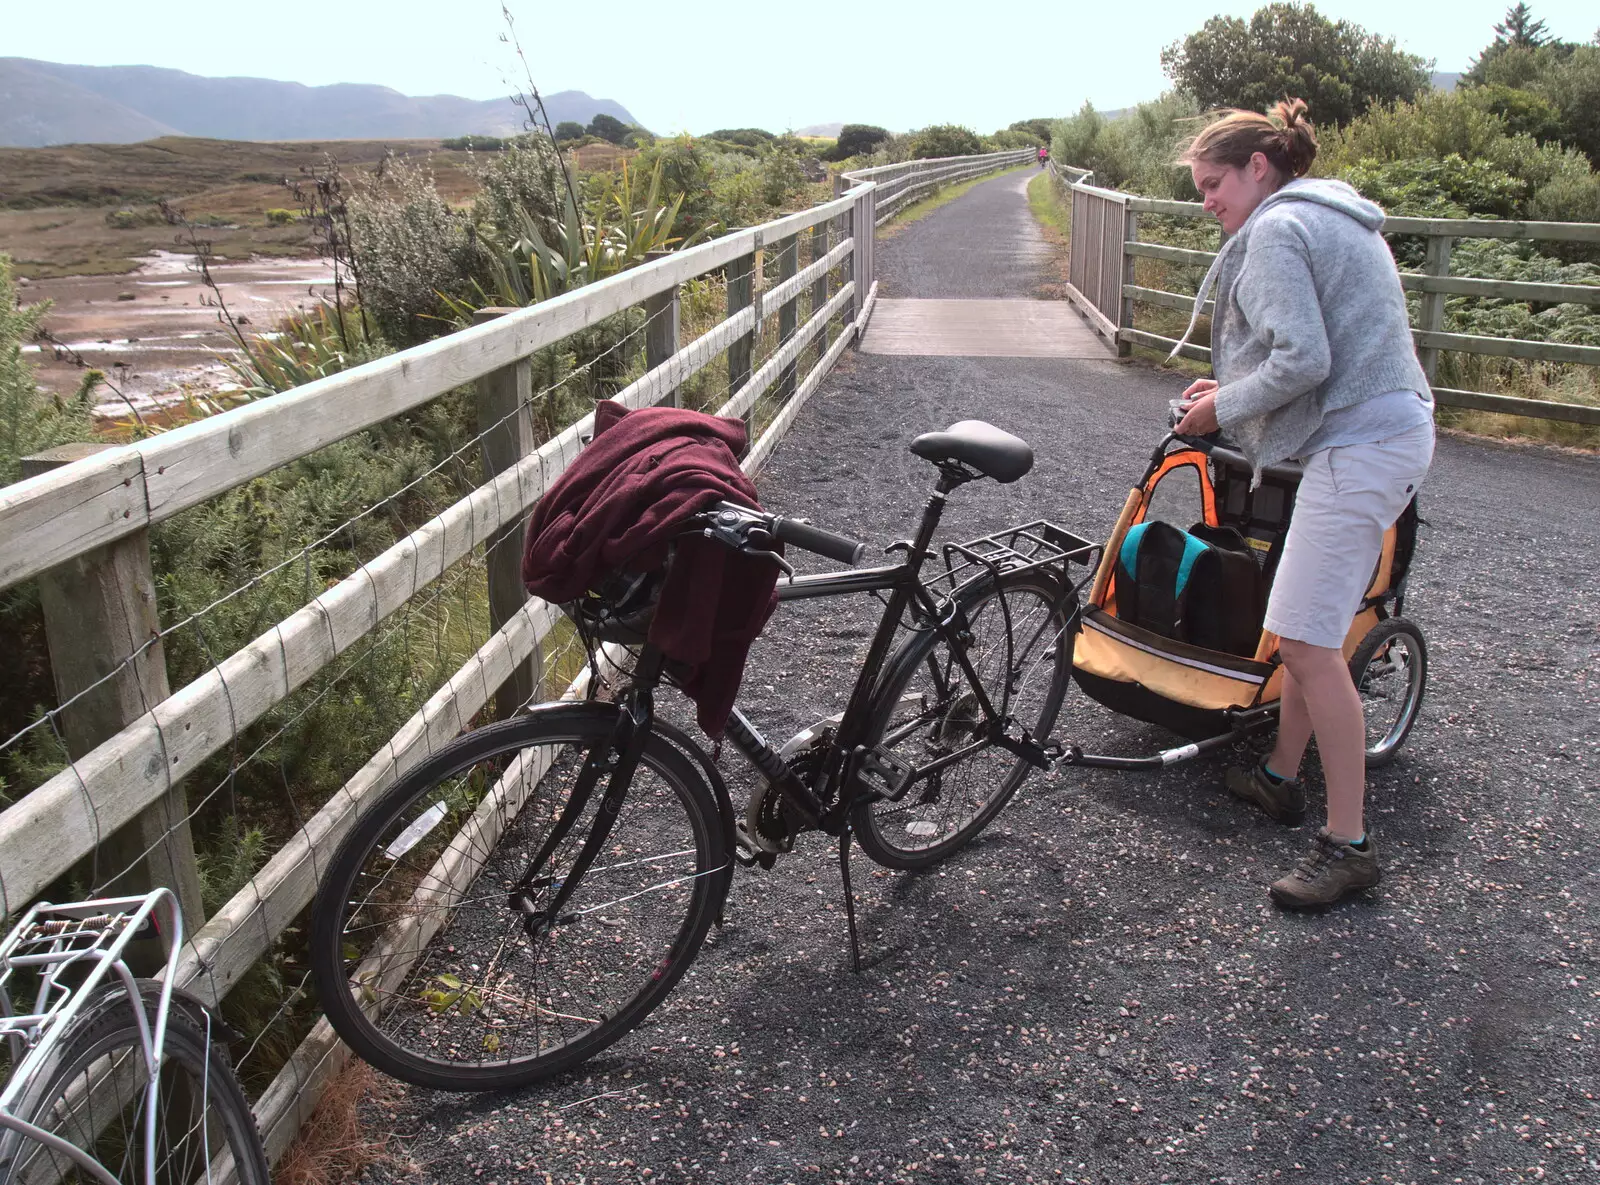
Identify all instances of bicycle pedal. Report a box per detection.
[733,821,779,869]
[849,745,918,803]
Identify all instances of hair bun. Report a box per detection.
[1272,98,1317,177]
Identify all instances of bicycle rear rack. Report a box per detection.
[927,520,1098,596]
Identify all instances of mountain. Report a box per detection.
[0,58,638,147]
[794,123,845,138]
[1431,71,1461,92]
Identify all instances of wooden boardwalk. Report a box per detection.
[859,297,1111,358]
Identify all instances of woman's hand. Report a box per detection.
[1176,380,1221,435]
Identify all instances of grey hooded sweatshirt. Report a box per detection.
[1171,178,1430,472]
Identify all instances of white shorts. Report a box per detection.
[1263,423,1435,649]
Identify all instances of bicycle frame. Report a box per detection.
[509,467,1082,936]
[0,891,184,1185]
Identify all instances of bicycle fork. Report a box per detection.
[508,665,661,938]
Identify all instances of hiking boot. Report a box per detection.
[1269,828,1381,908]
[1225,759,1304,825]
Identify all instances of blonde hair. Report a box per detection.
[1179,98,1318,179]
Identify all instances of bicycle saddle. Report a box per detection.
[910,421,1034,484]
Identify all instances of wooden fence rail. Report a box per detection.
[1048,162,1600,427]
[0,148,1026,1165]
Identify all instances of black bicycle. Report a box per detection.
[309,421,1095,1091]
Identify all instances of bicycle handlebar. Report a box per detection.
[701,503,867,568]
[770,515,867,566]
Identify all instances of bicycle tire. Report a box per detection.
[310,702,728,1092]
[0,985,270,1185]
[1349,616,1428,768]
[852,571,1076,870]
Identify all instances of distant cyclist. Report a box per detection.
[1037,145,1049,169]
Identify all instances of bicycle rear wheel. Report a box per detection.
[852,571,1075,870]
[309,703,728,1092]
[0,986,269,1185]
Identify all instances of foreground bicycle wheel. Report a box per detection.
[0,988,270,1185]
[852,572,1075,869]
[310,703,728,1091]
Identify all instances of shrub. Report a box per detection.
[1,254,95,487]
[1458,84,1566,143]
[705,128,774,148]
[1052,92,1202,200]
[828,124,890,161]
[348,157,480,347]
[910,125,983,159]
[635,135,719,240]
[470,137,566,243]
[1341,155,1529,219]
[991,129,1044,149]
[264,207,298,226]
[441,135,508,151]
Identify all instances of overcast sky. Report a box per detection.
[6,0,1598,135]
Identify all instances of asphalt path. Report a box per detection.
[370,167,1600,1185]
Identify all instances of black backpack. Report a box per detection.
[1114,520,1264,657]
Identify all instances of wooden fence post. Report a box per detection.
[727,241,757,436]
[841,202,857,341]
[471,308,538,720]
[21,442,204,944]
[811,220,830,367]
[642,250,682,408]
[775,234,800,401]
[1417,233,1453,388]
[1118,207,1139,357]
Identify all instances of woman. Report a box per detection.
[1171,99,1435,908]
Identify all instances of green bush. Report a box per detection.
[1,255,95,488]
[705,128,774,148]
[910,125,984,159]
[553,122,585,143]
[104,206,163,229]
[1458,84,1566,143]
[441,135,508,151]
[469,137,566,243]
[1341,155,1529,219]
[349,157,481,347]
[586,114,630,145]
[1051,92,1202,200]
[264,207,297,226]
[826,124,890,161]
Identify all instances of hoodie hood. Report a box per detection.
[1167,178,1387,370]
[1254,177,1385,232]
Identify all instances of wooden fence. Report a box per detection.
[0,149,1026,1163]
[1049,162,1600,427]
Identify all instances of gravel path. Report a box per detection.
[368,169,1600,1185]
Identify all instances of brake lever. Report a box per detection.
[746,544,795,580]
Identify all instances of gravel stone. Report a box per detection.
[363,169,1600,1185]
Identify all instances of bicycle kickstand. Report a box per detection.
[837,824,862,974]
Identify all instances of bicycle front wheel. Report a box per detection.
[310,703,728,1092]
[0,987,270,1185]
[852,571,1075,870]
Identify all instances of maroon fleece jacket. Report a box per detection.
[522,401,779,736]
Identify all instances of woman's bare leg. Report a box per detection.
[1268,664,1312,779]
[1276,637,1366,840]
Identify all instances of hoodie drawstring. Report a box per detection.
[1166,234,1239,364]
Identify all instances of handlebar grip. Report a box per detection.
[772,516,867,566]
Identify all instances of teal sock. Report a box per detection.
[1349,833,1369,851]
[1260,759,1291,784]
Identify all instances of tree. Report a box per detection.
[553,121,585,142]
[586,114,630,144]
[1161,3,1431,126]
[827,124,890,160]
[1495,3,1551,48]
